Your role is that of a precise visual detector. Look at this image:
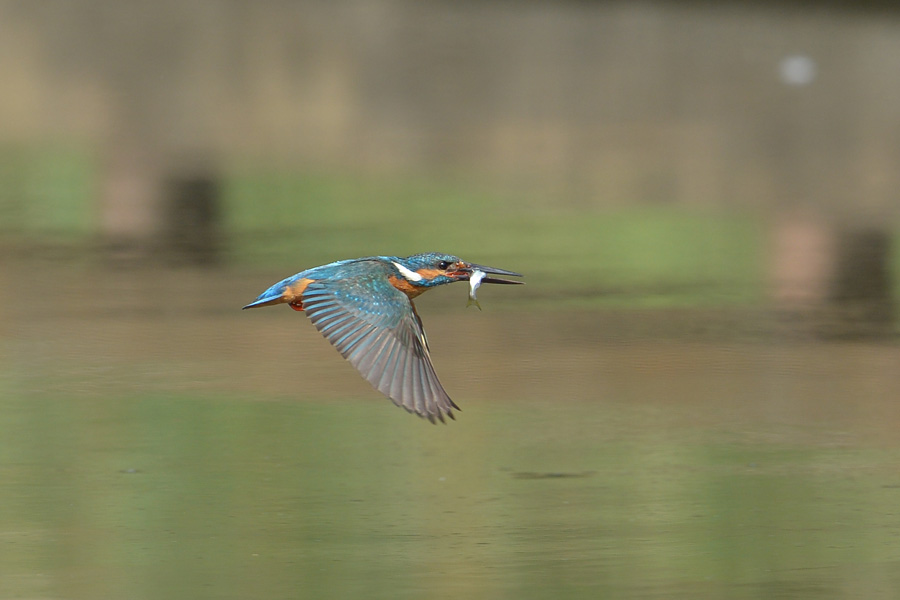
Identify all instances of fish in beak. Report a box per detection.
[451,262,523,310]
[454,262,525,285]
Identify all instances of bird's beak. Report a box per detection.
[454,262,524,285]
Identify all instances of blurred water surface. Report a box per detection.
[2,259,900,600]
[3,1,900,597]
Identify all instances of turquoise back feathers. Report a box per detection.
[243,252,522,422]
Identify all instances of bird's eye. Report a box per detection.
[438,260,452,270]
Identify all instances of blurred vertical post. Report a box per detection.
[99,144,163,259]
[99,144,221,266]
[829,228,893,334]
[164,170,222,266]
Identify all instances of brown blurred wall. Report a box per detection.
[0,1,898,219]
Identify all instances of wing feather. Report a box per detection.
[301,278,459,422]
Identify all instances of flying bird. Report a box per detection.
[243,252,523,422]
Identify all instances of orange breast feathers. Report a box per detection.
[284,278,313,310]
[389,275,427,298]
[415,268,443,280]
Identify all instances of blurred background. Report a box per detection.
[2,1,900,599]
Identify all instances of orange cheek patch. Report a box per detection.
[389,275,426,298]
[416,268,444,280]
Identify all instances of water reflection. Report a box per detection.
[2,260,900,600]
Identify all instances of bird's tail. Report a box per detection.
[242,295,286,309]
[243,275,312,310]
[242,278,292,310]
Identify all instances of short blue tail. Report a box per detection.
[242,277,293,309]
[242,295,285,309]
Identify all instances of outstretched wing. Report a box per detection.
[300,277,459,423]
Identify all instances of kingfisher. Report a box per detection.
[243,252,523,423]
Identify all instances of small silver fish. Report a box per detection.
[467,269,486,310]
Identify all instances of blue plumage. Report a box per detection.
[243,253,523,422]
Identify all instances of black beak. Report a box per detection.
[458,262,524,285]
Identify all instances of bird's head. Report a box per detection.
[390,252,523,289]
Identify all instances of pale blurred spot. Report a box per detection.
[779,55,817,86]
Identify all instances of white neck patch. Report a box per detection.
[392,261,423,282]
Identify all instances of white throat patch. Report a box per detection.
[392,261,423,282]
